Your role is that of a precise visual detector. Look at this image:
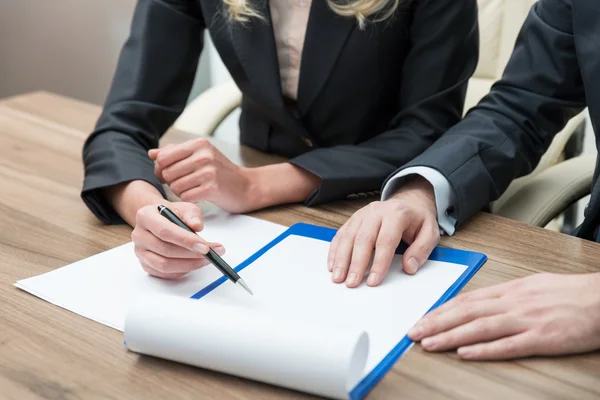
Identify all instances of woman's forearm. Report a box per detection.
[104,180,165,226]
[245,163,321,210]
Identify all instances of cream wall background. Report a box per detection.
[0,0,211,105]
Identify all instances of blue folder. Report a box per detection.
[189,223,487,399]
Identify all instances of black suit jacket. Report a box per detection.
[387,0,600,240]
[82,0,478,224]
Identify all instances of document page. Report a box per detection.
[15,210,287,330]
[124,234,469,399]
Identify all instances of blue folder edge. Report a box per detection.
[190,223,487,400]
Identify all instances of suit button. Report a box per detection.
[302,137,314,148]
[366,191,375,196]
[358,192,368,198]
[347,194,359,200]
[584,203,590,217]
[445,206,455,216]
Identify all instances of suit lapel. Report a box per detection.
[230,3,284,112]
[296,0,356,115]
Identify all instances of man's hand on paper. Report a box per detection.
[408,273,600,360]
[149,139,258,214]
[131,201,225,279]
[327,176,439,288]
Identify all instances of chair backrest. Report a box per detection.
[474,0,536,80]
[464,0,536,112]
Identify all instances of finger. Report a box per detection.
[422,280,518,323]
[402,219,439,275]
[170,168,216,197]
[454,278,527,304]
[155,159,166,184]
[179,184,216,203]
[327,236,337,272]
[141,245,226,274]
[153,145,175,183]
[179,204,204,232]
[420,313,523,352]
[134,231,208,259]
[142,250,211,274]
[139,210,210,253]
[208,243,226,255]
[140,261,187,280]
[162,151,216,183]
[157,139,210,170]
[345,217,382,288]
[331,217,363,284]
[148,149,159,160]
[457,332,539,361]
[367,218,406,287]
[409,298,508,341]
[328,217,353,272]
[161,160,197,184]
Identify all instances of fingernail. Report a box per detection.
[407,257,419,273]
[367,272,378,286]
[190,217,202,227]
[214,246,226,256]
[347,272,357,286]
[422,337,439,351]
[332,268,343,282]
[327,259,333,272]
[194,243,209,254]
[458,347,474,359]
[408,324,424,340]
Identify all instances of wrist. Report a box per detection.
[240,167,266,210]
[243,163,320,210]
[391,176,435,200]
[389,176,437,215]
[105,180,165,226]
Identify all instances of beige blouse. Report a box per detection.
[269,0,312,101]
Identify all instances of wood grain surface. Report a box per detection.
[0,92,598,400]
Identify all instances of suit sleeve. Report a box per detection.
[384,0,587,227]
[289,0,479,206]
[81,0,205,224]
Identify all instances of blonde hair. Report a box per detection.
[223,0,401,28]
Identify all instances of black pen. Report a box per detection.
[157,205,253,296]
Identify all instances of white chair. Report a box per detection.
[174,0,589,228]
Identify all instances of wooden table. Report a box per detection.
[1,92,599,400]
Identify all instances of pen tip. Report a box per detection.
[237,279,254,296]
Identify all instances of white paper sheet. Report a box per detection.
[123,235,468,399]
[125,295,369,400]
[16,212,471,399]
[15,210,287,330]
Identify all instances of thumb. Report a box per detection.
[402,220,439,275]
[148,149,159,160]
[177,203,203,232]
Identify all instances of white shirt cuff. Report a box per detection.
[381,167,457,235]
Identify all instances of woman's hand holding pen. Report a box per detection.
[149,139,320,212]
[131,201,225,279]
